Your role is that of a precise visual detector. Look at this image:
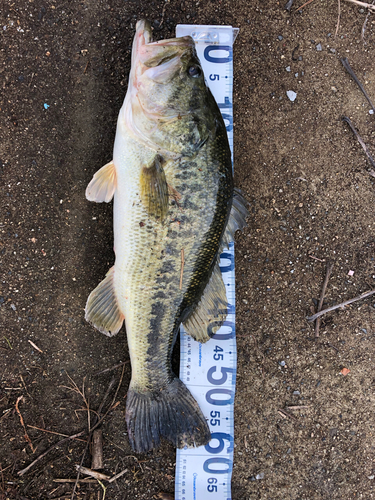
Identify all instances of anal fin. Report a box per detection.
[86,160,117,203]
[85,266,124,336]
[183,261,228,343]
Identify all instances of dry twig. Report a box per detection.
[335,0,341,37]
[297,0,316,9]
[91,429,103,470]
[15,396,35,453]
[341,58,375,113]
[94,360,129,376]
[159,0,170,28]
[309,255,325,262]
[28,339,43,353]
[107,468,129,484]
[307,288,375,322]
[53,478,97,483]
[342,116,375,168]
[315,262,334,338]
[71,373,123,500]
[19,376,122,480]
[17,431,86,476]
[278,409,298,421]
[287,405,310,409]
[75,465,110,481]
[27,425,86,442]
[343,0,375,10]
[361,0,375,41]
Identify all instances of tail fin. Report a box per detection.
[126,377,211,453]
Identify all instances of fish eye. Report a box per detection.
[188,65,201,78]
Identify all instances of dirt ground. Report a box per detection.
[1,0,375,498]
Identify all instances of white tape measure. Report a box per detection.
[175,24,239,500]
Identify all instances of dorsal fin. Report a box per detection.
[219,188,249,254]
[183,261,228,343]
[183,189,248,343]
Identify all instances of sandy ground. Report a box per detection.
[1,0,375,498]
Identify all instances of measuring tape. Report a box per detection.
[175,24,239,500]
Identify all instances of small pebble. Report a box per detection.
[286,66,291,72]
[279,360,286,367]
[370,109,374,115]
[256,473,265,480]
[293,390,300,395]
[316,43,322,51]
[286,90,297,102]
[368,475,375,480]
[278,35,283,41]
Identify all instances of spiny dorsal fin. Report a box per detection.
[219,188,249,254]
[86,161,117,203]
[140,155,169,220]
[183,261,228,343]
[85,266,124,337]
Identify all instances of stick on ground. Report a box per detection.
[315,262,334,338]
[17,431,86,476]
[91,429,103,470]
[307,288,375,322]
[361,1,375,41]
[343,0,375,12]
[15,396,35,453]
[342,116,375,168]
[341,58,375,113]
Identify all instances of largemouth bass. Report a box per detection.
[85,20,248,453]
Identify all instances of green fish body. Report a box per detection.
[85,20,248,452]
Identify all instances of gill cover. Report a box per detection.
[121,20,215,157]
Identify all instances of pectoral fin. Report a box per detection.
[86,161,117,203]
[140,155,169,220]
[183,261,228,343]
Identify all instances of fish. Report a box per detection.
[85,20,248,453]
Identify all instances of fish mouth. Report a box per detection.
[133,19,194,71]
[121,20,197,158]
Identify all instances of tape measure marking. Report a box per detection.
[175,24,238,500]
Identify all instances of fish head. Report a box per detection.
[122,20,218,157]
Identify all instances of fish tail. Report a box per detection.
[125,377,211,453]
